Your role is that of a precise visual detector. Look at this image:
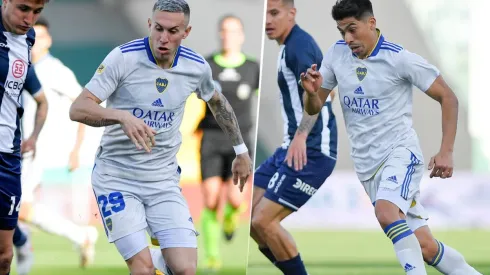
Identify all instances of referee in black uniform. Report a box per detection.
[198,14,260,271]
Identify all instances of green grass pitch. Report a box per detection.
[10,226,490,275]
[247,230,490,275]
[10,224,250,275]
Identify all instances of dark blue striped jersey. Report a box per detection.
[277,24,337,159]
[0,12,42,155]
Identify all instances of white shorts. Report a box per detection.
[91,165,197,243]
[20,152,44,203]
[115,227,197,260]
[361,147,429,230]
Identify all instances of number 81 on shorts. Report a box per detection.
[97,192,126,218]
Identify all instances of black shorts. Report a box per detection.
[200,129,253,181]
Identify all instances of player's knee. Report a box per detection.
[374,201,401,228]
[0,249,13,273]
[251,212,267,233]
[251,212,276,238]
[170,262,197,275]
[204,196,219,210]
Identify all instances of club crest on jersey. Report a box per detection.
[96,64,105,74]
[105,218,113,231]
[155,78,168,93]
[356,67,367,81]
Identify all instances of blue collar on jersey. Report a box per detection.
[144,36,181,68]
[353,28,384,59]
[283,24,300,45]
[0,11,5,32]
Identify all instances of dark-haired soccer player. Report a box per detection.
[251,0,338,274]
[301,0,482,274]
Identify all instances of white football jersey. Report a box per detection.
[320,31,440,181]
[22,53,83,167]
[85,37,215,181]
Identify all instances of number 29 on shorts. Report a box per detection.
[97,192,126,218]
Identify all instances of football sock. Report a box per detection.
[385,220,427,274]
[13,225,27,247]
[259,246,277,264]
[275,253,308,275]
[428,240,482,275]
[201,208,220,260]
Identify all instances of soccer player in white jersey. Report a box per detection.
[19,17,98,272]
[0,1,49,275]
[69,0,253,274]
[301,0,482,274]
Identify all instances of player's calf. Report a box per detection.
[414,226,483,275]
[126,251,155,275]
[375,200,427,274]
[252,198,308,275]
[0,234,13,275]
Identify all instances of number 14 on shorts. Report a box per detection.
[97,192,126,218]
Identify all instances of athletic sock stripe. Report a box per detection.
[386,223,408,237]
[384,220,406,234]
[388,225,410,240]
[391,229,413,244]
[432,241,445,266]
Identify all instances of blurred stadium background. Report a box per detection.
[250,0,490,274]
[13,0,264,274]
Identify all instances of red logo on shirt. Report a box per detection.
[12,60,25,78]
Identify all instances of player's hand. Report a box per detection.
[68,149,80,172]
[120,112,157,153]
[300,64,323,94]
[286,133,307,171]
[231,153,252,192]
[21,136,37,158]
[428,151,453,179]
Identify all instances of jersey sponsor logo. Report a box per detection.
[237,83,251,100]
[155,77,168,93]
[12,60,25,78]
[132,107,174,129]
[4,80,24,95]
[292,178,317,196]
[96,64,105,74]
[356,66,367,81]
[343,89,380,116]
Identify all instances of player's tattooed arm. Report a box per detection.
[207,91,244,145]
[297,111,319,136]
[80,118,118,127]
[70,88,121,127]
